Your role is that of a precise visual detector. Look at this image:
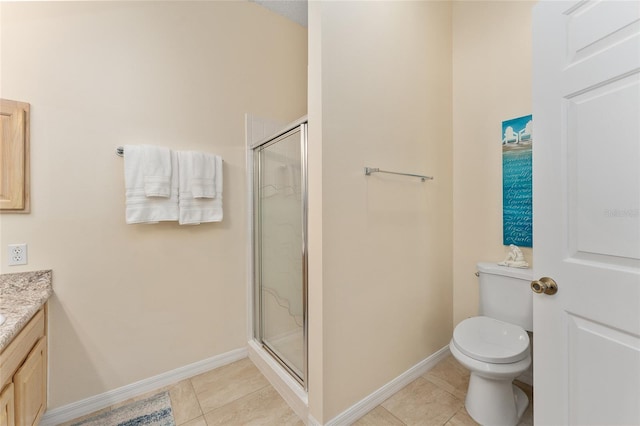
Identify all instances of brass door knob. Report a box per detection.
[531,277,558,295]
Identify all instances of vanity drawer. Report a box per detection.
[0,310,44,388]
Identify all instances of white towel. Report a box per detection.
[142,145,172,197]
[124,145,179,224]
[185,151,217,198]
[178,152,223,225]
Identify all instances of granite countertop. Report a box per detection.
[0,270,53,352]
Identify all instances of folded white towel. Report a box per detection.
[178,152,223,225]
[142,145,172,198]
[124,145,179,224]
[185,151,217,198]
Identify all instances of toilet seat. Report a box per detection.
[452,316,529,364]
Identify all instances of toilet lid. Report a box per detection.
[453,316,530,364]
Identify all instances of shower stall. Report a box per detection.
[251,117,308,389]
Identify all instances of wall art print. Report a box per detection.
[502,114,533,247]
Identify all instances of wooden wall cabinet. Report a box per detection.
[0,307,47,426]
[0,99,30,213]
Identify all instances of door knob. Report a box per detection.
[531,277,558,295]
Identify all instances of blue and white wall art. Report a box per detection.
[502,114,533,247]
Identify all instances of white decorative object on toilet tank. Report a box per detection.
[498,244,529,268]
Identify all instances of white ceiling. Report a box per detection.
[252,0,308,27]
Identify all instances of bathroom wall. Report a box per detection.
[452,1,535,326]
[0,1,307,408]
[308,1,453,421]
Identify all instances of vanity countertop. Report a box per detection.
[0,270,52,352]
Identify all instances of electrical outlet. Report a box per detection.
[8,244,28,266]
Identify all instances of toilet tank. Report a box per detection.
[477,262,533,331]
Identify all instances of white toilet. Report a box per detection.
[449,262,533,426]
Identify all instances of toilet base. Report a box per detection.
[465,373,529,426]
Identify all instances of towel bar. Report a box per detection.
[116,146,223,163]
[364,167,433,182]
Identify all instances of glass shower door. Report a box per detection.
[254,124,307,386]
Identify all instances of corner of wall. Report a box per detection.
[452,1,536,326]
[306,0,324,422]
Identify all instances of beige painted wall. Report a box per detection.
[0,1,307,408]
[308,1,453,421]
[452,1,535,326]
[307,1,324,418]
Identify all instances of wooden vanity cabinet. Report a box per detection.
[13,337,46,426]
[0,383,15,426]
[0,307,47,426]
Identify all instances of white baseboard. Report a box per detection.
[307,414,322,426]
[250,343,449,426]
[247,340,309,422]
[42,344,450,426]
[324,346,450,426]
[40,347,247,426]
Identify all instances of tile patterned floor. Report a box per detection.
[355,355,533,426]
[65,355,533,426]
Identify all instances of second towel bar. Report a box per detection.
[364,167,433,182]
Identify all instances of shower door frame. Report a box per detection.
[251,117,308,390]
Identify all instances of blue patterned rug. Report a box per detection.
[71,391,175,426]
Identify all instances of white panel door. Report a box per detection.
[532,1,640,425]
